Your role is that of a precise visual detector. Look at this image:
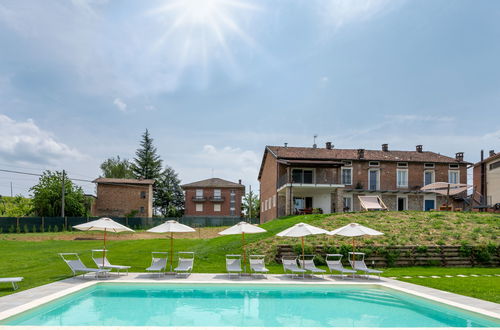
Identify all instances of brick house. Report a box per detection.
[258,143,469,222]
[92,178,154,217]
[473,150,500,209]
[181,178,245,217]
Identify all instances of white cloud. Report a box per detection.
[113,98,127,112]
[385,114,455,123]
[0,114,84,165]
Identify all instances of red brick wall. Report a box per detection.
[93,183,153,217]
[259,151,278,223]
[184,187,244,217]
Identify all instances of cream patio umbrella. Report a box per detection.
[147,220,196,271]
[328,223,383,261]
[219,221,267,270]
[276,223,328,266]
[73,217,134,267]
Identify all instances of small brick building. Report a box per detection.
[181,178,245,217]
[92,178,154,217]
[473,150,500,210]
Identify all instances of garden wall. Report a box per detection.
[276,244,500,267]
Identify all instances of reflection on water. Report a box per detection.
[3,284,499,327]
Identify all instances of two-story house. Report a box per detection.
[181,178,245,217]
[258,143,469,222]
[473,149,500,209]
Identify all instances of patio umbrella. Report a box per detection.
[147,220,195,271]
[328,223,383,261]
[73,217,134,267]
[276,223,328,266]
[421,182,470,209]
[219,221,266,270]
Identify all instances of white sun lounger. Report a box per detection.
[59,253,110,279]
[249,255,269,277]
[175,252,194,277]
[282,257,306,278]
[348,252,383,279]
[326,254,356,279]
[0,277,24,290]
[146,252,167,277]
[226,255,243,278]
[92,250,131,275]
[299,255,326,277]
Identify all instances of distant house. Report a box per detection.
[258,143,469,222]
[473,150,500,210]
[181,178,245,217]
[92,178,154,217]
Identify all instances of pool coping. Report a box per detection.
[0,273,499,329]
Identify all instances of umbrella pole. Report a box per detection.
[170,232,173,272]
[301,236,305,268]
[446,183,450,211]
[103,228,107,268]
[352,236,355,278]
[242,232,246,272]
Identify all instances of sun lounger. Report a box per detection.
[92,250,131,275]
[348,252,383,279]
[59,253,110,278]
[298,255,326,277]
[282,257,306,278]
[146,252,167,277]
[175,252,194,277]
[226,254,243,277]
[249,255,269,277]
[326,254,356,278]
[0,277,24,290]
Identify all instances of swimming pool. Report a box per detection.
[1,283,499,327]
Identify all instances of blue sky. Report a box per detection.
[0,0,499,196]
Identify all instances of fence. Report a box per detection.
[276,244,500,267]
[0,216,260,233]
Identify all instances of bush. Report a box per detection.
[47,225,52,233]
[32,225,37,233]
[23,224,29,233]
[53,225,59,232]
[8,225,15,233]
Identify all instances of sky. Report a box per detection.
[0,0,499,197]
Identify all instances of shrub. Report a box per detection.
[8,225,15,233]
[32,225,37,233]
[23,224,29,233]
[47,225,52,233]
[53,225,59,232]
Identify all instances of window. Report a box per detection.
[230,208,235,216]
[448,170,460,184]
[369,161,380,167]
[396,169,408,188]
[424,163,435,168]
[341,167,352,185]
[342,160,352,166]
[489,161,500,171]
[397,162,408,168]
[269,197,272,209]
[196,189,203,197]
[273,195,276,207]
[230,189,235,196]
[261,202,264,212]
[449,164,459,169]
[140,191,146,199]
[214,189,221,198]
[214,204,221,212]
[140,206,145,213]
[368,169,379,190]
[424,170,434,186]
[343,197,352,212]
[264,199,268,211]
[195,203,203,212]
[292,169,313,184]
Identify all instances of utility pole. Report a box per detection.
[61,170,65,217]
[248,185,252,219]
[10,182,13,197]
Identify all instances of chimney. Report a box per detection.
[489,150,495,157]
[326,142,333,150]
[455,152,464,162]
[357,148,365,159]
[416,145,423,153]
[313,143,317,149]
[382,144,388,152]
[284,142,288,147]
[238,179,242,185]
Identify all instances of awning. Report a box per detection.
[420,182,470,196]
[358,195,388,211]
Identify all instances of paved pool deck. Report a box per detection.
[0,272,499,329]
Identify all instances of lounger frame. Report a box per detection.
[175,252,194,277]
[282,257,306,278]
[92,249,131,275]
[59,253,110,279]
[146,252,168,277]
[226,254,243,278]
[326,254,356,279]
[348,252,383,279]
[249,255,269,277]
[298,255,326,278]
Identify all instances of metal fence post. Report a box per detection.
[16,217,19,233]
[64,216,68,231]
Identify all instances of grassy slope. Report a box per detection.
[0,211,499,302]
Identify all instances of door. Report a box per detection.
[397,197,406,211]
[424,199,435,211]
[305,197,313,209]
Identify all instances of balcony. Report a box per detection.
[192,196,206,202]
[209,195,225,202]
[277,173,342,190]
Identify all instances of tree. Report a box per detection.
[0,195,33,217]
[131,129,162,180]
[154,167,184,217]
[30,171,89,217]
[100,156,134,178]
[242,190,260,219]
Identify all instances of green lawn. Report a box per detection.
[0,212,498,304]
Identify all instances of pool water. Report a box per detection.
[2,283,499,327]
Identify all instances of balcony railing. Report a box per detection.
[209,196,225,202]
[277,174,340,189]
[192,196,206,202]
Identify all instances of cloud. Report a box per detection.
[0,114,84,165]
[113,98,127,112]
[385,114,455,123]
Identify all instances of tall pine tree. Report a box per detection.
[154,166,184,217]
[131,129,162,180]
